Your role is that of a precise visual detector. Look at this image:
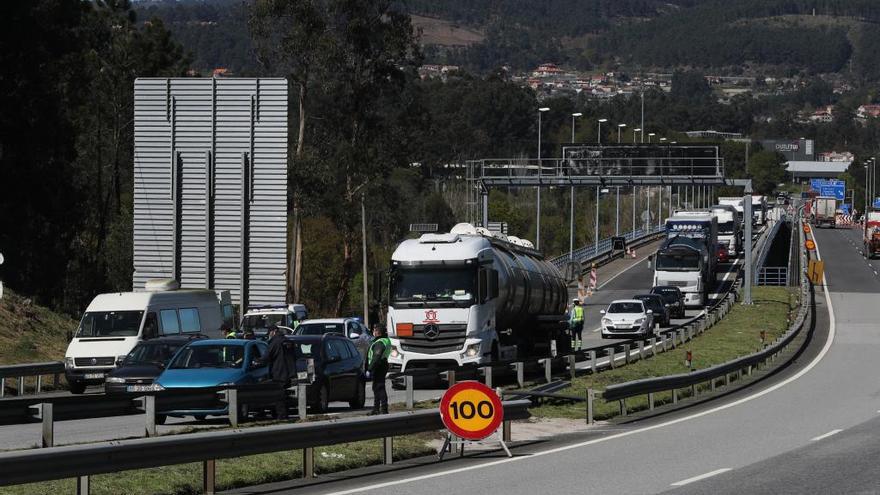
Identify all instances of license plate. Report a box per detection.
[126,385,152,392]
[85,373,104,379]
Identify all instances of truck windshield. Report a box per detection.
[656,253,701,271]
[718,221,735,234]
[76,311,144,338]
[241,313,286,333]
[391,266,476,302]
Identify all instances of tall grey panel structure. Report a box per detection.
[133,78,288,309]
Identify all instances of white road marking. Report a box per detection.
[811,429,842,442]
[670,468,732,487]
[325,237,837,495]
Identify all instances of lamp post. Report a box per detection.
[617,123,626,143]
[569,112,582,260]
[633,128,641,144]
[648,132,656,143]
[536,107,549,250]
[597,118,608,144]
[571,112,582,142]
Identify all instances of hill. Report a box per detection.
[0,288,77,365]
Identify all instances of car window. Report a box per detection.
[344,341,359,359]
[332,339,353,359]
[160,309,180,335]
[325,340,342,361]
[178,308,201,333]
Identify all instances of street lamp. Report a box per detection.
[617,123,627,143]
[633,128,642,144]
[865,163,870,215]
[648,132,656,143]
[597,118,608,144]
[536,107,550,251]
[571,112,583,142]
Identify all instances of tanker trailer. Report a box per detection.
[386,223,569,372]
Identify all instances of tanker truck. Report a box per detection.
[386,223,569,372]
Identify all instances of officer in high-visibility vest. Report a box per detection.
[367,323,391,415]
[569,298,585,350]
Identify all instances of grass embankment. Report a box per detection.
[531,286,798,420]
[0,433,438,495]
[0,288,75,365]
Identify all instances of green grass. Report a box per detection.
[0,433,439,495]
[531,286,797,420]
[0,288,76,365]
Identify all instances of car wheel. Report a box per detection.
[68,381,86,394]
[349,379,366,410]
[155,414,167,425]
[313,383,330,413]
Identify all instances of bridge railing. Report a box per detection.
[549,224,665,269]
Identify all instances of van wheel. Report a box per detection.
[68,381,86,394]
[349,380,366,409]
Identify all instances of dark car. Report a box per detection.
[651,286,686,319]
[104,335,205,395]
[633,294,671,327]
[287,334,366,413]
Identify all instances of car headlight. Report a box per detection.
[150,384,165,391]
[602,318,612,326]
[64,357,74,369]
[634,318,646,325]
[464,343,481,358]
[105,376,126,384]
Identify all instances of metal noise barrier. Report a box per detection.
[603,215,811,405]
[0,400,531,487]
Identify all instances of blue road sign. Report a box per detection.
[873,198,880,209]
[840,203,851,214]
[809,179,845,200]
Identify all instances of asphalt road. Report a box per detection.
[234,223,880,495]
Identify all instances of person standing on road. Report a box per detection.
[266,325,297,419]
[569,298,585,350]
[367,323,391,415]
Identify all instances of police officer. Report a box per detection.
[569,298,584,350]
[366,323,391,415]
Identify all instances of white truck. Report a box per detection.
[64,279,231,393]
[654,213,718,307]
[813,196,837,228]
[751,195,768,226]
[386,223,568,372]
[718,197,745,226]
[710,204,742,255]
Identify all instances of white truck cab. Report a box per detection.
[240,303,308,337]
[63,279,229,393]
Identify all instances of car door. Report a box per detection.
[322,339,344,401]
[247,342,269,382]
[330,338,356,399]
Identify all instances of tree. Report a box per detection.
[748,151,787,195]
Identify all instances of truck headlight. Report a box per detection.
[64,357,74,369]
[390,346,400,359]
[464,344,481,357]
[105,377,126,384]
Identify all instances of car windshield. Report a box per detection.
[125,343,181,365]
[296,323,343,336]
[391,266,476,302]
[634,296,661,309]
[241,314,285,332]
[656,253,701,271]
[607,302,644,314]
[718,221,735,234]
[168,345,245,369]
[76,311,144,338]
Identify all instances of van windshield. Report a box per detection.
[76,311,144,338]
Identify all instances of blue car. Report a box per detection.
[153,339,270,422]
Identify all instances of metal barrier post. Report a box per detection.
[383,436,393,465]
[480,366,493,388]
[607,348,615,369]
[638,341,645,359]
[589,351,597,373]
[512,362,524,388]
[624,344,631,364]
[36,375,42,394]
[663,334,668,351]
[568,355,576,380]
[54,373,60,389]
[405,375,414,409]
[711,378,716,392]
[227,388,239,427]
[18,376,24,395]
[619,399,626,416]
[303,447,315,478]
[203,460,216,495]
[586,388,594,425]
[76,476,90,495]
[648,392,654,411]
[650,338,656,356]
[445,370,456,387]
[672,388,678,404]
[297,383,308,421]
[144,395,157,438]
[0,377,5,398]
[540,359,551,383]
[502,420,512,442]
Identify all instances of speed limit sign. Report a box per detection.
[439,381,503,440]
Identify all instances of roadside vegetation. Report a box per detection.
[530,286,798,420]
[0,288,75,365]
[0,433,438,495]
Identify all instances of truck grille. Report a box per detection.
[400,324,467,355]
[662,281,689,288]
[74,357,116,367]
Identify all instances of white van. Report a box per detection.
[63,279,231,393]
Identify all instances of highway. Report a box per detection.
[231,225,880,495]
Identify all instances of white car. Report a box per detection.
[294,318,373,363]
[600,300,654,339]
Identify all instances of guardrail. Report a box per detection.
[0,362,64,397]
[599,212,809,418]
[0,399,531,494]
[549,225,664,268]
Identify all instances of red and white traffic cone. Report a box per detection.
[630,248,636,259]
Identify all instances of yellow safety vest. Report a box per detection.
[572,305,584,324]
